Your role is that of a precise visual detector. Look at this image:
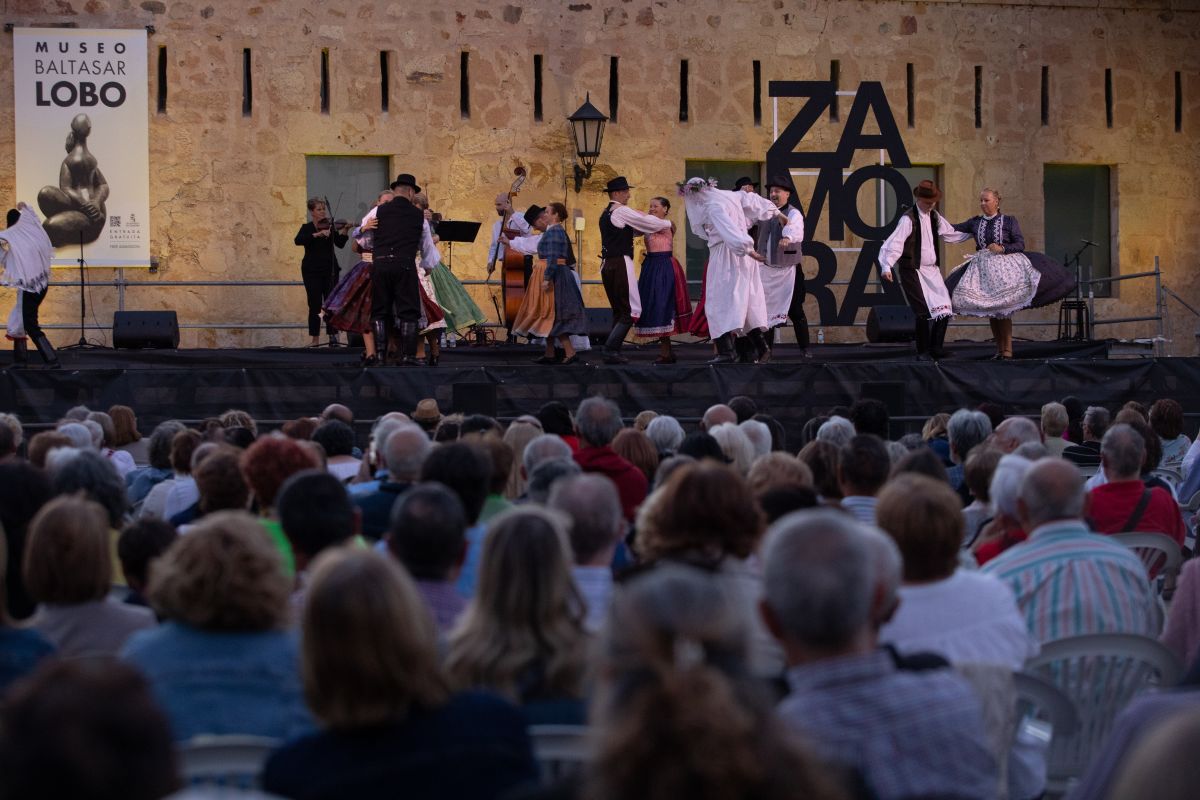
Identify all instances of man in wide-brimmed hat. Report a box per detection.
[878,180,972,360]
[755,174,808,359]
[596,176,672,364]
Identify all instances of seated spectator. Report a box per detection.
[262,549,537,799]
[982,458,1158,642]
[727,395,758,423]
[611,427,659,485]
[1040,402,1070,458]
[0,527,54,694]
[88,411,137,478]
[633,409,658,430]
[0,660,181,800]
[387,483,468,636]
[0,461,53,621]
[517,433,573,500]
[536,400,579,450]
[645,414,685,458]
[446,507,588,725]
[171,446,250,528]
[277,470,357,609]
[469,434,514,524]
[923,411,953,465]
[548,474,625,633]
[1088,424,1186,553]
[573,396,647,522]
[1106,412,1173,496]
[850,398,890,440]
[25,496,155,657]
[525,456,582,505]
[652,453,695,491]
[890,446,951,484]
[56,421,94,450]
[1062,405,1109,467]
[708,422,756,477]
[1108,706,1200,800]
[973,454,1035,565]
[636,461,782,678]
[753,412,788,452]
[108,404,149,466]
[588,565,841,800]
[877,474,1038,669]
[0,413,20,462]
[700,403,737,430]
[421,442,491,598]
[758,485,821,523]
[948,409,993,500]
[746,452,813,498]
[739,418,773,460]
[241,433,322,558]
[798,439,842,503]
[761,509,998,799]
[353,424,430,539]
[962,446,1004,546]
[460,414,502,438]
[26,430,70,469]
[280,416,319,440]
[312,419,361,483]
[124,420,185,508]
[433,412,463,442]
[140,428,201,521]
[992,417,1042,454]
[48,448,129,533]
[677,430,727,463]
[348,414,412,495]
[320,403,354,426]
[837,434,890,526]
[1151,398,1190,471]
[117,517,177,608]
[218,408,259,437]
[816,415,855,448]
[122,511,313,742]
[1161,559,1200,668]
[502,416,543,499]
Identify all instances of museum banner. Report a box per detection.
[12,27,150,267]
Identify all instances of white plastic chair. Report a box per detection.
[1075,463,1101,478]
[1023,634,1182,796]
[1111,532,1183,588]
[1013,671,1079,739]
[178,735,281,790]
[529,724,589,784]
[1150,467,1183,488]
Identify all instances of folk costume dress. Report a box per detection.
[634,224,691,337]
[944,214,1076,317]
[416,220,447,335]
[755,203,805,330]
[323,215,376,336]
[428,262,487,332]
[0,203,54,343]
[509,232,555,339]
[541,223,587,339]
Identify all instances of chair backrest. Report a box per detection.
[529,724,589,784]
[1013,671,1079,738]
[1076,463,1101,478]
[178,735,281,790]
[1150,467,1183,488]
[1110,532,1183,583]
[1023,634,1183,793]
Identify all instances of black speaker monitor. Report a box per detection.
[113,311,180,350]
[865,305,915,344]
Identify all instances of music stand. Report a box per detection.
[435,220,482,272]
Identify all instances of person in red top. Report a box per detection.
[1088,424,1186,549]
[571,396,648,523]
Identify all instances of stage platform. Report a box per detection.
[3,338,1197,444]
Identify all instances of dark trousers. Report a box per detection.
[21,287,48,338]
[601,257,633,326]
[788,272,810,348]
[897,266,932,351]
[301,265,339,336]
[370,255,421,323]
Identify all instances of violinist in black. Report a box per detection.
[295,197,349,346]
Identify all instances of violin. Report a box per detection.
[314,216,350,232]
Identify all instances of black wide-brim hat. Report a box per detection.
[734,176,758,190]
[391,173,422,194]
[523,204,545,227]
[604,176,634,194]
[765,174,795,192]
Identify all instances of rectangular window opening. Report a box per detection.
[156,45,168,113]
[830,60,840,121]
[460,51,470,119]
[533,54,544,122]
[380,51,390,113]
[241,48,252,117]
[1041,66,1049,126]
[905,63,914,128]
[609,56,619,123]
[1044,164,1113,297]
[1104,68,1113,129]
[1176,71,1183,133]
[752,60,762,126]
[319,49,330,114]
[679,59,689,122]
[973,66,982,129]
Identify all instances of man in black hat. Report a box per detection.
[734,176,758,193]
[597,176,671,364]
[756,175,808,358]
[878,180,972,360]
[370,173,436,365]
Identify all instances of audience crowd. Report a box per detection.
[0,392,1197,800]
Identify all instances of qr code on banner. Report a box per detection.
[109,216,121,227]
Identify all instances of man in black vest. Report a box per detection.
[879,180,971,360]
[372,173,432,366]
[756,175,808,359]
[598,176,671,364]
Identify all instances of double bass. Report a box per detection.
[489,166,529,330]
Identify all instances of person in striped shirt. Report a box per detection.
[981,458,1158,643]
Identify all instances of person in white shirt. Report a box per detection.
[0,203,57,368]
[754,176,807,358]
[878,180,972,360]
[485,192,532,278]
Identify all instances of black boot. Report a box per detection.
[426,337,440,367]
[372,320,391,366]
[748,329,772,364]
[398,322,420,366]
[13,338,29,367]
[32,333,60,369]
[734,336,755,363]
[913,317,931,361]
[930,317,951,360]
[603,322,631,364]
[708,333,736,364]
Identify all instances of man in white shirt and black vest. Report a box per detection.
[598,176,671,364]
[755,175,808,358]
[878,180,971,360]
[372,173,434,366]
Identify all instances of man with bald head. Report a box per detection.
[485,192,531,278]
[992,417,1042,454]
[701,403,737,431]
[353,424,433,539]
[1087,424,1186,548]
[320,403,354,425]
[982,458,1157,643]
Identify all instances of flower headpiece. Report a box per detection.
[676,176,718,197]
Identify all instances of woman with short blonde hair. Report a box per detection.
[262,548,538,798]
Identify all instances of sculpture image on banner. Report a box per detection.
[12,27,149,267]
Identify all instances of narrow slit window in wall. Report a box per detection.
[533,54,543,122]
[752,60,762,126]
[460,51,470,119]
[973,66,982,129]
[242,48,252,117]
[1176,71,1183,133]
[609,56,619,122]
[380,51,390,113]
[319,49,330,114]
[679,59,689,122]
[830,60,840,121]
[1104,68,1113,128]
[905,63,914,128]
[156,45,167,113]
[1041,66,1050,126]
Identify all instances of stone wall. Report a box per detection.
[0,0,1196,351]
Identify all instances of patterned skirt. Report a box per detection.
[635,252,692,337]
[418,270,447,334]
[323,260,373,335]
[946,250,1077,317]
[510,259,555,339]
[429,263,488,331]
[548,266,587,339]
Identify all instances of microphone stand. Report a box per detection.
[62,231,104,350]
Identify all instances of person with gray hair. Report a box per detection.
[738,419,772,460]
[1086,424,1186,546]
[1040,402,1070,457]
[645,415,685,456]
[125,420,186,508]
[761,509,998,800]
[971,454,1034,565]
[992,417,1041,454]
[350,414,412,494]
[48,448,129,529]
[947,408,993,500]
[56,422,93,451]
[708,423,756,477]
[548,474,624,633]
[982,458,1158,643]
[574,396,647,522]
[87,411,136,479]
[525,458,582,505]
[520,434,572,482]
[815,415,854,448]
[353,424,432,540]
[1063,405,1110,467]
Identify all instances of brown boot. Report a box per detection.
[999,317,1013,359]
